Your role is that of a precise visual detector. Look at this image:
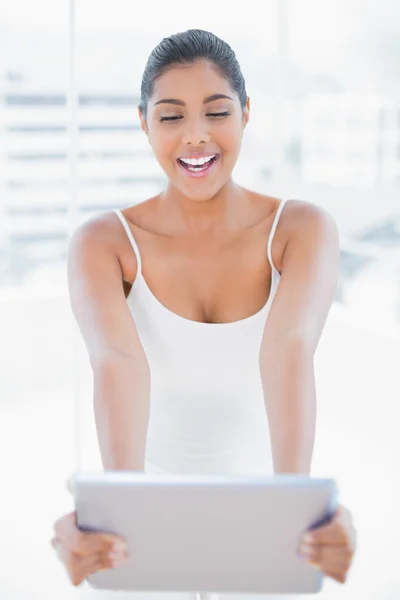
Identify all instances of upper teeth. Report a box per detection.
[180,155,216,166]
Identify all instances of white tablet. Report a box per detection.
[74,471,338,595]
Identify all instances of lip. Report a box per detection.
[178,152,219,160]
[176,154,220,179]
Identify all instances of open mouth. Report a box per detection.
[177,154,220,177]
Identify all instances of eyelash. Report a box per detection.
[159,111,231,122]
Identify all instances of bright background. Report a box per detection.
[0,1,399,598]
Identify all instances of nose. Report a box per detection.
[181,118,211,146]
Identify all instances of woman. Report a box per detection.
[51,29,357,598]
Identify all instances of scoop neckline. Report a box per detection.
[127,270,278,327]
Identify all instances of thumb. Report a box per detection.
[66,475,76,495]
[75,529,128,555]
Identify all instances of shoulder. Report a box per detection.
[280,198,339,238]
[69,204,148,255]
[70,210,121,246]
[68,210,132,279]
[68,196,163,289]
[261,200,340,347]
[245,190,336,232]
[250,193,339,273]
[280,199,340,293]
[261,195,337,253]
[280,199,340,273]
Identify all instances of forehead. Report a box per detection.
[150,60,235,104]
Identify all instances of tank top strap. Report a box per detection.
[267,198,288,273]
[113,209,142,278]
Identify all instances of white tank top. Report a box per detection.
[113,198,288,477]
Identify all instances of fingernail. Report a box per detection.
[301,533,313,545]
[112,540,127,553]
[111,554,127,567]
[299,542,313,557]
[66,476,76,494]
[109,550,126,560]
[308,560,320,569]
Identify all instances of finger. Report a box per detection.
[52,536,77,577]
[336,506,357,552]
[72,546,130,586]
[82,552,122,583]
[51,536,59,550]
[69,530,127,556]
[54,512,126,556]
[66,475,75,495]
[322,569,348,585]
[334,504,357,546]
[301,503,355,547]
[69,552,115,586]
[51,538,118,587]
[51,537,64,563]
[54,511,76,539]
[336,504,354,528]
[304,544,353,573]
[85,550,125,575]
[303,520,347,546]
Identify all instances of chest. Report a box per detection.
[123,226,281,324]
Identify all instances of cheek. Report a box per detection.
[222,132,243,160]
[153,129,177,158]
[218,122,242,147]
[150,121,242,163]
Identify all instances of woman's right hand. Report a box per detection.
[51,510,128,586]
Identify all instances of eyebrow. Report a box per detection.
[153,93,234,107]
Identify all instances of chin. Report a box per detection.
[172,174,234,203]
[179,184,226,203]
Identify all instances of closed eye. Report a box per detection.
[159,112,231,122]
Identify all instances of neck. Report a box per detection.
[158,179,247,236]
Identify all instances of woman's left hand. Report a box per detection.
[298,503,357,584]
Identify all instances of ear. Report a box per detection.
[243,96,250,128]
[138,106,148,136]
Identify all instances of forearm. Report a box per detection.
[92,354,151,471]
[260,339,316,475]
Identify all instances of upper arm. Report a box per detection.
[68,214,145,368]
[261,201,340,354]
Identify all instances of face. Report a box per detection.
[138,60,250,202]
